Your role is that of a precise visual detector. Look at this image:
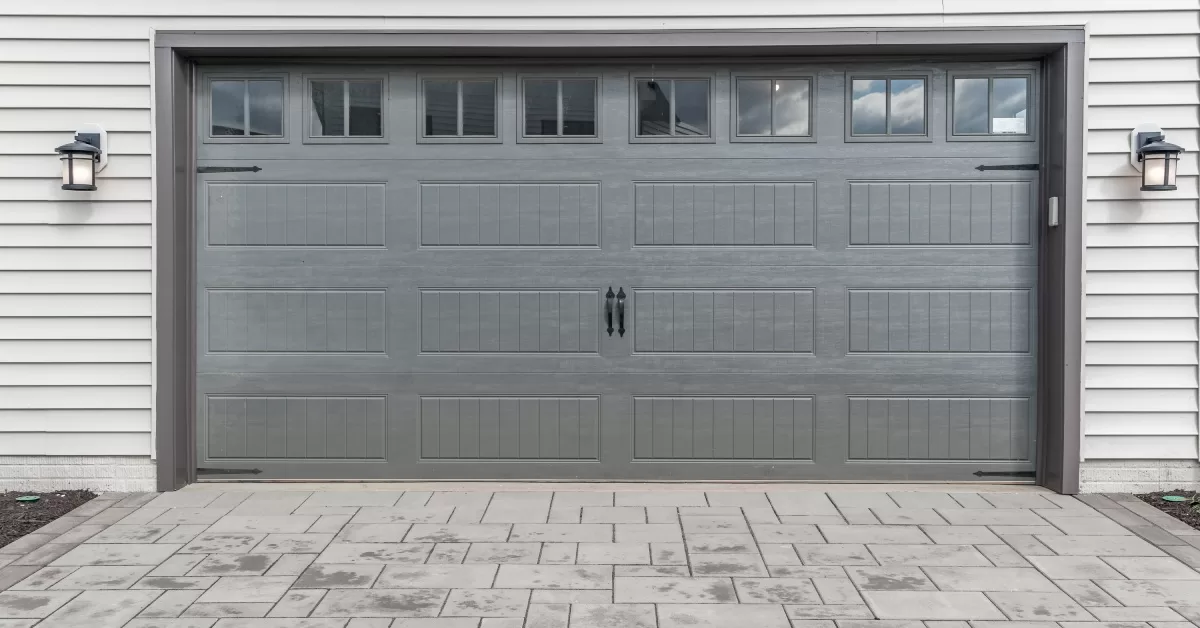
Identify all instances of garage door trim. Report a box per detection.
[152,26,1085,492]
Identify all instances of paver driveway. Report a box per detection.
[1,485,1199,628]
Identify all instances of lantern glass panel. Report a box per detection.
[1144,153,1166,188]
[60,154,94,188]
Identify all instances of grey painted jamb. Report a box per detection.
[152,26,1085,492]
[154,46,196,491]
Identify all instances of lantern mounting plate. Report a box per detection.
[1129,123,1163,173]
[74,123,108,172]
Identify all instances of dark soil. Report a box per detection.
[1137,490,1200,531]
[0,490,96,549]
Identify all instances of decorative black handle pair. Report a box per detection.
[605,287,626,337]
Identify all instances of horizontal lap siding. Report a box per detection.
[0,35,152,455]
[0,1,1193,464]
[1079,20,1200,461]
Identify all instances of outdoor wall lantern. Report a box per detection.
[1131,123,1184,192]
[54,124,107,192]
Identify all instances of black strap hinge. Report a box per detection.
[196,467,263,476]
[197,166,262,174]
[975,164,1040,171]
[973,470,1036,478]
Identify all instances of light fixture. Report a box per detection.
[54,124,107,192]
[1130,124,1184,192]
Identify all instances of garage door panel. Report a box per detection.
[197,248,1037,270]
[847,289,1032,354]
[848,180,1035,246]
[847,395,1032,462]
[205,288,387,354]
[418,289,600,354]
[195,60,1038,481]
[420,182,602,248]
[202,181,387,248]
[631,396,814,461]
[420,396,601,461]
[631,288,815,354]
[633,181,816,246]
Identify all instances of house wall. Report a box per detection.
[0,0,1195,492]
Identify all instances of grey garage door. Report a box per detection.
[195,61,1039,482]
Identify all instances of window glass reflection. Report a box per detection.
[637,80,672,136]
[424,80,457,136]
[561,80,596,136]
[851,79,887,135]
[211,80,246,136]
[889,79,925,135]
[736,79,771,136]
[347,81,382,137]
[773,79,810,136]
[673,80,709,136]
[991,77,1028,134]
[461,80,496,136]
[953,78,989,134]
[524,79,558,136]
[246,81,283,137]
[310,80,345,137]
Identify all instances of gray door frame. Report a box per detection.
[153,26,1085,493]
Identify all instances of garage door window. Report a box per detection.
[520,77,600,143]
[732,75,815,142]
[631,77,713,143]
[420,77,501,143]
[307,78,385,143]
[949,73,1032,141]
[848,75,929,140]
[207,77,286,142]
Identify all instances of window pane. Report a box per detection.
[851,79,886,135]
[889,79,925,135]
[773,79,810,136]
[246,80,283,137]
[561,80,596,136]
[673,80,709,136]
[424,79,458,136]
[524,79,558,136]
[462,80,496,136]
[992,77,1028,134]
[736,79,771,136]
[311,80,345,137]
[347,81,382,137]
[637,80,671,136]
[953,78,989,135]
[211,80,246,136]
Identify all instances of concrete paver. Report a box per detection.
[0,486,1195,628]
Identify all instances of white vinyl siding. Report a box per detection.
[0,0,1195,476]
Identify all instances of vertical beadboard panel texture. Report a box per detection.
[848,289,1032,353]
[847,396,1032,461]
[206,395,387,459]
[633,289,816,353]
[632,396,815,460]
[420,289,599,353]
[633,181,816,245]
[206,182,386,246]
[420,396,601,460]
[420,182,601,246]
[848,181,1034,245]
[207,289,386,353]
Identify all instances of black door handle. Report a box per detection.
[605,287,615,336]
[616,288,627,337]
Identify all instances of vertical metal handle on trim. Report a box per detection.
[616,288,627,337]
[605,287,615,336]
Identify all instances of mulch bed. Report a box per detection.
[1137,490,1200,532]
[0,490,96,549]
